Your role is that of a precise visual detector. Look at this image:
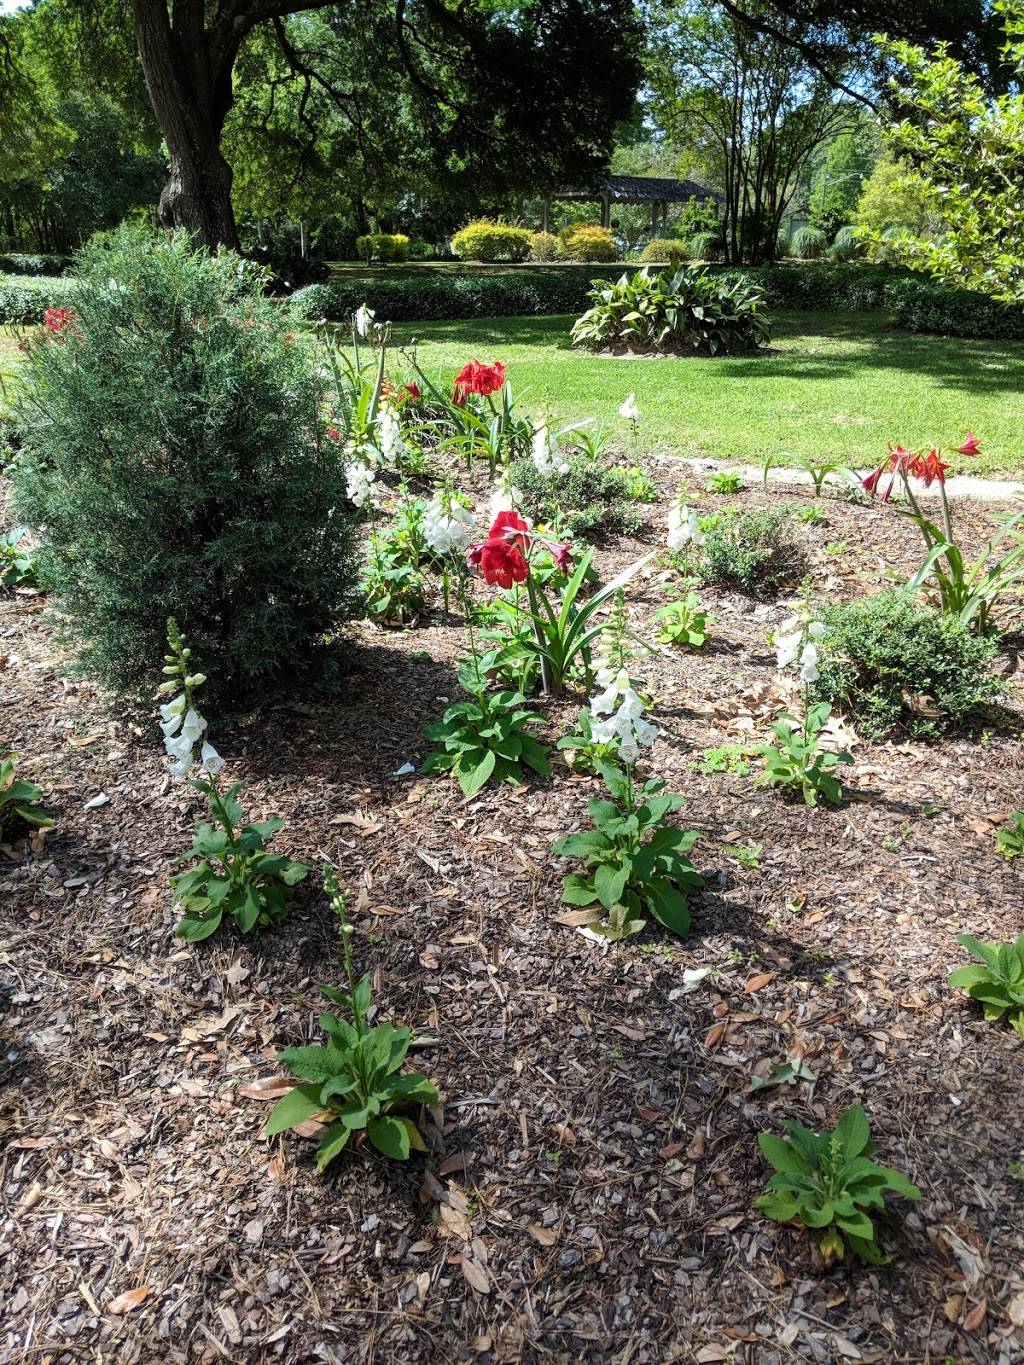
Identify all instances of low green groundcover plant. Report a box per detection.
[172,786,310,941]
[571,265,771,356]
[758,701,852,807]
[756,1104,921,1264]
[996,811,1024,860]
[815,591,1001,738]
[553,760,702,939]
[508,454,644,540]
[0,528,39,589]
[655,587,714,648]
[700,508,807,596]
[948,933,1024,1038]
[159,618,309,941]
[265,869,438,1169]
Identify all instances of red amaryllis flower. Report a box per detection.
[956,431,982,457]
[401,381,421,403]
[914,448,951,487]
[863,443,913,502]
[43,307,79,337]
[552,542,574,572]
[452,359,507,406]
[470,510,530,588]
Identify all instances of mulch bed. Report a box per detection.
[2,460,1023,1365]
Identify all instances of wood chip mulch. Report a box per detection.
[2,463,1023,1365]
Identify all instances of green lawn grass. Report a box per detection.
[393,311,1024,475]
[5,311,1023,475]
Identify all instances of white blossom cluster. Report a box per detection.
[667,502,703,552]
[159,693,223,782]
[354,303,375,338]
[489,471,524,518]
[588,667,659,765]
[345,461,379,509]
[375,402,405,466]
[776,612,826,683]
[531,420,569,477]
[423,491,476,555]
[618,393,641,423]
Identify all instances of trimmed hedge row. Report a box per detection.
[0,253,75,277]
[289,269,613,323]
[0,276,78,324]
[889,279,1024,341]
[6,260,1024,341]
[288,263,925,326]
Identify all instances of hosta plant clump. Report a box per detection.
[756,1104,921,1265]
[948,934,1024,1038]
[571,265,771,357]
[265,869,439,1169]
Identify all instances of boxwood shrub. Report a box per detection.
[815,591,1001,738]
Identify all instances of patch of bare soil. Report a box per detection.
[2,467,1023,1365]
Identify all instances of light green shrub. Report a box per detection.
[355,233,410,262]
[451,220,532,262]
[558,224,618,262]
[640,238,688,265]
[528,231,559,262]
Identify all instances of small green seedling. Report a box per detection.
[0,750,53,834]
[264,867,439,1168]
[707,469,745,495]
[756,1104,920,1264]
[948,933,1024,1038]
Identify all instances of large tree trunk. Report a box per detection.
[132,0,241,250]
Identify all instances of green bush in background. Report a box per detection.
[640,238,688,265]
[451,220,532,263]
[12,228,360,715]
[355,233,410,262]
[557,224,619,262]
[816,591,1001,738]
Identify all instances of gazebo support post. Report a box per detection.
[601,194,611,229]
[542,198,550,235]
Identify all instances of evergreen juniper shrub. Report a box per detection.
[12,228,360,716]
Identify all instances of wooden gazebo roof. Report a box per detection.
[543,175,720,234]
[558,175,720,205]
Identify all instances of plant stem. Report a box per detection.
[526,575,555,695]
